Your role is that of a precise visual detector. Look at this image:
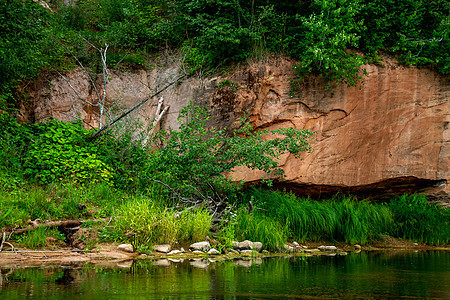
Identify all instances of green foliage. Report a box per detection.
[23,119,113,185]
[2,0,448,111]
[358,0,450,74]
[93,118,150,192]
[0,181,124,228]
[290,0,366,88]
[388,194,450,245]
[234,209,288,251]
[0,0,55,109]
[177,207,212,243]
[218,79,238,90]
[244,188,394,244]
[114,198,211,249]
[0,113,30,179]
[14,227,65,249]
[147,103,313,201]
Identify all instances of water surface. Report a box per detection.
[1,251,449,299]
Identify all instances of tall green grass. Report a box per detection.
[244,189,394,245]
[114,199,212,250]
[388,194,449,245]
[14,227,65,249]
[233,209,288,251]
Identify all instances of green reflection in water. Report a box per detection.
[1,251,449,299]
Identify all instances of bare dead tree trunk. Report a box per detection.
[142,97,170,145]
[98,44,109,128]
[57,39,186,140]
[90,74,185,140]
[57,42,110,128]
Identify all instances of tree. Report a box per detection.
[292,0,366,88]
[145,103,314,217]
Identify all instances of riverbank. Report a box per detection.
[1,237,448,268]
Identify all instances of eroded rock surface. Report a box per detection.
[215,57,449,201]
[27,55,449,201]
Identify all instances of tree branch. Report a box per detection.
[90,74,185,140]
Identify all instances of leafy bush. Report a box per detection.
[0,0,55,109]
[23,120,113,185]
[0,113,30,179]
[289,0,366,88]
[146,103,313,202]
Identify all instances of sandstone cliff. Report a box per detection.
[27,55,449,201]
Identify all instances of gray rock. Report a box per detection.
[237,240,253,250]
[318,245,337,252]
[231,241,239,249]
[192,250,204,254]
[292,241,299,246]
[167,250,182,255]
[190,241,211,252]
[252,242,263,252]
[117,244,134,253]
[180,247,185,252]
[207,248,221,255]
[153,244,172,253]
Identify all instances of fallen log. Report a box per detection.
[2,218,111,237]
[4,220,82,236]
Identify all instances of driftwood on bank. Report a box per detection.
[2,218,110,237]
[3,220,82,236]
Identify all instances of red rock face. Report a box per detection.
[211,57,449,201]
[29,55,449,201]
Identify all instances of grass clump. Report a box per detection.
[388,194,450,245]
[234,209,288,251]
[0,180,125,229]
[244,188,394,245]
[14,227,65,249]
[113,199,212,251]
[177,208,212,244]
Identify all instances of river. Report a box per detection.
[1,251,449,299]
